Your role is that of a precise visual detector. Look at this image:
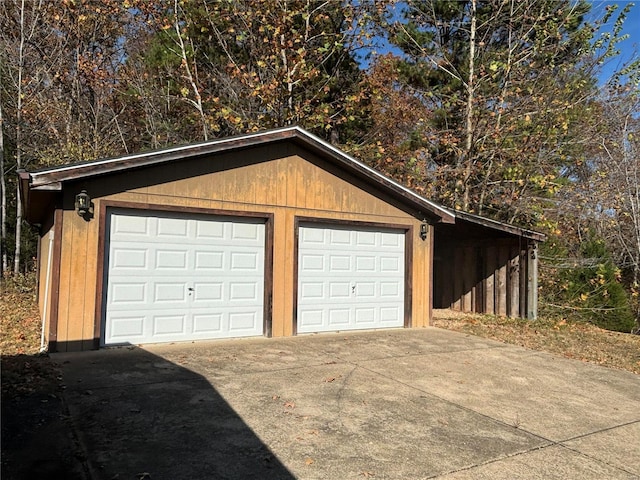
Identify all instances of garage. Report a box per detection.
[104,209,266,345]
[297,223,406,334]
[20,126,541,353]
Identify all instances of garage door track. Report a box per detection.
[53,328,640,479]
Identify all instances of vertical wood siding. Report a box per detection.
[434,238,530,319]
[49,146,431,351]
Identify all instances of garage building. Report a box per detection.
[20,127,543,352]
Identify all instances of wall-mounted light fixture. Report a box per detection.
[420,220,428,241]
[75,190,92,218]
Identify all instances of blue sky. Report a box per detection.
[356,1,638,84]
[590,1,639,83]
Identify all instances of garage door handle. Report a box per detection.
[187,287,194,291]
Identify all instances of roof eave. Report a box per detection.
[452,209,546,241]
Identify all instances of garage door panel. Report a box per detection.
[110,283,147,304]
[192,282,224,301]
[155,250,188,270]
[232,222,262,241]
[329,282,349,298]
[229,282,259,301]
[194,251,224,270]
[192,313,223,334]
[381,232,402,247]
[152,314,187,336]
[105,211,265,345]
[381,256,401,272]
[154,282,187,303]
[195,221,224,239]
[300,227,324,243]
[357,282,376,297]
[298,224,405,334]
[329,309,350,326]
[228,311,260,331]
[301,254,324,271]
[301,281,324,299]
[108,315,145,340]
[230,251,259,270]
[330,229,351,244]
[381,280,402,297]
[329,255,350,270]
[157,217,188,237]
[356,230,376,246]
[112,214,150,235]
[111,248,148,269]
[355,308,375,324]
[380,307,401,323]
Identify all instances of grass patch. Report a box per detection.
[432,310,640,375]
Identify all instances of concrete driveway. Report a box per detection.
[53,328,640,479]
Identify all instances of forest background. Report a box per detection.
[1,0,638,333]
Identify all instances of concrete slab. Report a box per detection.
[360,342,640,441]
[53,328,640,479]
[562,421,640,476]
[211,364,545,478]
[436,445,637,479]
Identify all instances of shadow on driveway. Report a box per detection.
[55,345,294,480]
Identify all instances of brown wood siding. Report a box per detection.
[50,146,430,350]
[37,225,52,318]
[48,209,63,351]
[434,238,529,319]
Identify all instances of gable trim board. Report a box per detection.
[21,126,543,352]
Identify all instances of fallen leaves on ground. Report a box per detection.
[432,310,640,374]
[1,290,41,357]
[1,283,61,398]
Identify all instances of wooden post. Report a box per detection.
[484,245,496,315]
[520,246,527,318]
[463,245,474,312]
[527,241,538,320]
[453,247,464,311]
[508,243,520,318]
[475,247,484,313]
[496,245,508,316]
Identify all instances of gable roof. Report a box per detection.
[19,126,545,241]
[20,126,455,224]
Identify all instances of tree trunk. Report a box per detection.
[174,0,208,141]
[0,101,7,275]
[13,0,26,274]
[461,0,477,212]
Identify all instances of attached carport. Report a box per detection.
[433,210,546,319]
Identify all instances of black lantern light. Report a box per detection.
[420,220,428,241]
[75,190,91,217]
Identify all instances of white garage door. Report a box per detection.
[104,210,265,345]
[297,224,405,334]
